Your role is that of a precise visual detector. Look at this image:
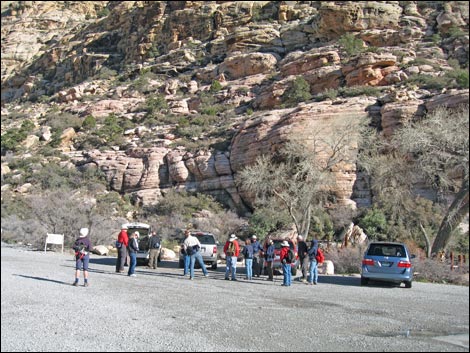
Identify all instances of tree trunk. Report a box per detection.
[419,223,431,258]
[431,178,469,255]
[301,204,311,240]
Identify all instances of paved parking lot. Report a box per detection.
[1,244,468,352]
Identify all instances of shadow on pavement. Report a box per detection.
[14,274,69,286]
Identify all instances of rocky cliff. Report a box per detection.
[1,1,469,215]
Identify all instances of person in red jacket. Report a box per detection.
[279,240,292,286]
[223,234,240,281]
[115,225,129,273]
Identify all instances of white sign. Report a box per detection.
[44,233,64,253]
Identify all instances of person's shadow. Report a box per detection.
[13,274,69,285]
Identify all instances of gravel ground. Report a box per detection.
[1,243,468,352]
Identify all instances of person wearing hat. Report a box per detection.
[72,227,92,287]
[127,231,140,277]
[297,235,309,283]
[223,234,240,281]
[115,224,129,273]
[279,240,292,286]
[251,235,264,278]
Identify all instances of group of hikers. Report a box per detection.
[71,225,322,288]
[219,233,321,287]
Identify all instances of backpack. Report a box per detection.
[74,241,88,259]
[185,245,194,256]
[315,248,325,264]
[226,241,236,256]
[152,238,161,249]
[286,249,294,263]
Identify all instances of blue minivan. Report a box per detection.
[361,242,414,288]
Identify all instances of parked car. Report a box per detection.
[122,222,160,265]
[361,241,414,288]
[266,238,299,276]
[179,231,218,270]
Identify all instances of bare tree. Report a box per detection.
[360,105,469,255]
[237,119,363,239]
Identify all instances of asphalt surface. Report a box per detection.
[1,244,469,352]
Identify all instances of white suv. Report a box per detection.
[123,222,153,265]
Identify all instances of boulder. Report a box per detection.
[318,260,334,275]
[92,245,109,256]
[161,248,176,260]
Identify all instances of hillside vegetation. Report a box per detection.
[1,2,468,283]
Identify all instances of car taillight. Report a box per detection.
[362,259,374,266]
[397,261,411,268]
[213,246,217,254]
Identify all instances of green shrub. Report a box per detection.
[150,190,223,218]
[339,85,381,97]
[209,80,223,93]
[82,115,96,130]
[145,95,168,116]
[1,120,35,155]
[338,33,365,57]
[282,76,312,107]
[358,208,388,241]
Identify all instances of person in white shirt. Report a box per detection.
[183,230,209,280]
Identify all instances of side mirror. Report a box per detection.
[410,254,416,259]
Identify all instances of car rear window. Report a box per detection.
[194,234,216,244]
[367,244,406,257]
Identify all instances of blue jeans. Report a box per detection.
[183,254,190,275]
[282,263,292,286]
[245,258,253,279]
[225,256,237,280]
[128,252,137,276]
[309,259,318,284]
[190,251,208,278]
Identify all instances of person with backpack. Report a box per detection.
[280,240,293,286]
[223,234,240,281]
[264,238,275,281]
[127,231,139,277]
[72,227,92,287]
[183,230,209,280]
[307,239,320,285]
[297,235,309,283]
[242,238,254,280]
[147,230,161,270]
[181,231,191,276]
[115,224,129,273]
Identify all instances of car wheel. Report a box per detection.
[404,280,412,288]
[211,262,217,270]
[178,259,184,268]
[360,276,369,286]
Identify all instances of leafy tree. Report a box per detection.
[248,204,291,238]
[237,119,364,239]
[358,207,388,241]
[360,106,469,255]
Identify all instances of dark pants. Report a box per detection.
[116,246,127,272]
[253,254,264,277]
[300,256,309,280]
[265,260,273,280]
